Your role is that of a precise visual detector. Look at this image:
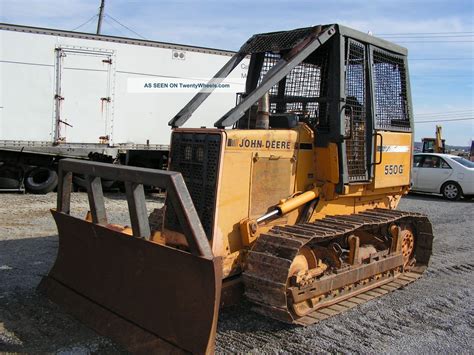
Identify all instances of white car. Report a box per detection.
[411,153,474,200]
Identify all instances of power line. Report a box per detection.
[411,74,472,77]
[412,78,473,80]
[414,118,474,123]
[396,40,474,43]
[105,14,146,39]
[412,78,473,81]
[416,112,473,116]
[415,114,474,119]
[414,113,474,119]
[418,109,474,113]
[103,17,129,37]
[415,115,474,120]
[384,35,473,39]
[410,58,473,60]
[415,109,474,116]
[416,116,474,120]
[382,35,473,38]
[71,14,98,32]
[379,31,474,35]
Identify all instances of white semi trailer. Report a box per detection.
[0,23,248,192]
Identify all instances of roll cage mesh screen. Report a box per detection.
[345,39,368,181]
[373,49,411,131]
[240,27,317,53]
[256,48,329,128]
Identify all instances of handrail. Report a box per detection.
[374,133,384,165]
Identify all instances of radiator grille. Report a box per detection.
[345,40,368,181]
[166,132,221,239]
[373,49,411,131]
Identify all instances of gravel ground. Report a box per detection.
[0,192,473,353]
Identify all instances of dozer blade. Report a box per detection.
[39,159,222,354]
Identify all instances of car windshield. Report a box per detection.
[451,157,474,168]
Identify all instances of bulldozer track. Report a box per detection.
[243,208,434,325]
[428,263,474,276]
[432,245,472,259]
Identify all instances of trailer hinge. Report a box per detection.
[100,97,111,102]
[55,94,64,101]
[102,58,113,64]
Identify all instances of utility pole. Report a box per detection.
[96,0,105,34]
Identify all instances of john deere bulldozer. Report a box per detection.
[40,24,433,354]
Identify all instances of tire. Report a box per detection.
[101,179,115,189]
[0,176,21,189]
[73,175,115,191]
[441,181,462,201]
[72,175,87,190]
[24,167,58,194]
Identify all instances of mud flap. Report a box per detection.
[39,159,222,354]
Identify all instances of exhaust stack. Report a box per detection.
[255,92,270,129]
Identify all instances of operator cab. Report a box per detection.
[169,24,413,193]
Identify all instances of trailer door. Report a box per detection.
[55,47,114,144]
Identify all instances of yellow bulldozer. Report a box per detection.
[422,125,446,153]
[40,24,433,353]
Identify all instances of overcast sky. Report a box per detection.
[1,0,473,145]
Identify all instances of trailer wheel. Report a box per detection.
[0,177,21,189]
[0,167,23,189]
[73,175,115,191]
[25,167,58,194]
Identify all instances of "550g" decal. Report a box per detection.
[384,164,404,175]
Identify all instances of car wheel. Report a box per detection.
[441,181,462,201]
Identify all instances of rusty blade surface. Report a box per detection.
[44,210,222,354]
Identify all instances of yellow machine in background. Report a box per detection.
[422,125,446,153]
[41,24,433,354]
